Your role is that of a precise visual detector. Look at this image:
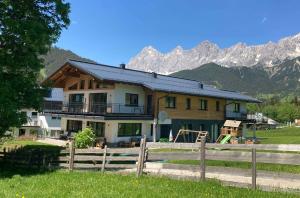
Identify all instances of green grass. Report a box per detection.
[0,170,297,198]
[247,127,300,144]
[168,160,300,174]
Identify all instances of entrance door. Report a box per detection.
[160,124,171,138]
[146,95,153,114]
[89,93,107,113]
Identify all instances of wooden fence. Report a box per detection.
[146,138,300,189]
[0,136,148,177]
[1,138,300,188]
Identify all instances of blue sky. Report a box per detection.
[56,0,300,65]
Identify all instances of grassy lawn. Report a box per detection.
[168,160,300,174]
[247,127,300,144]
[0,170,298,198]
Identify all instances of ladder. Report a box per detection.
[195,131,208,143]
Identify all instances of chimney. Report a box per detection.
[152,72,157,78]
[199,83,204,89]
[120,63,126,69]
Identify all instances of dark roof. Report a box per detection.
[57,60,260,103]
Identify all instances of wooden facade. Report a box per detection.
[153,92,225,121]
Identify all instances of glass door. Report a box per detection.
[89,93,107,114]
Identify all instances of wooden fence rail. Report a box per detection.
[146,142,300,189]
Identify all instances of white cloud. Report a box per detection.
[261,17,267,24]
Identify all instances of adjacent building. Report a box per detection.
[44,60,259,143]
[13,88,64,138]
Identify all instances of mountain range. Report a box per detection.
[127,33,300,74]
[171,57,300,95]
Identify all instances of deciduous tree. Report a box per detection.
[0,0,70,135]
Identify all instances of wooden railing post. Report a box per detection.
[252,148,257,189]
[200,136,206,181]
[69,139,75,171]
[101,145,107,172]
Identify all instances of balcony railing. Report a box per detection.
[58,102,146,115]
[225,111,247,120]
[43,101,63,113]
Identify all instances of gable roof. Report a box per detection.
[47,59,260,103]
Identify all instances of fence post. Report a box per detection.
[252,148,257,189]
[69,139,75,171]
[136,135,146,177]
[101,145,107,172]
[200,136,206,181]
[140,135,147,176]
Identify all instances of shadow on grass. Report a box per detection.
[0,144,65,178]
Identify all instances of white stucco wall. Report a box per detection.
[61,117,153,143]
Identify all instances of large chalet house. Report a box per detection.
[44,60,259,144]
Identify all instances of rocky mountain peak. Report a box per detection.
[127,32,300,74]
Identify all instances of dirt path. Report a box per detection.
[145,162,300,192]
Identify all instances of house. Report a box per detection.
[43,60,260,144]
[13,88,64,138]
[247,113,279,129]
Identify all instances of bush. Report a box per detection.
[74,127,96,148]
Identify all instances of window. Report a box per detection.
[125,93,138,106]
[165,96,176,108]
[51,116,61,120]
[69,94,84,103]
[199,99,208,111]
[66,120,82,132]
[186,98,191,110]
[234,103,240,113]
[216,101,220,111]
[118,123,142,137]
[87,121,105,137]
[80,80,85,89]
[31,112,38,117]
[88,80,93,89]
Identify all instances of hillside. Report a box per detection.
[171,57,300,96]
[42,47,96,76]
